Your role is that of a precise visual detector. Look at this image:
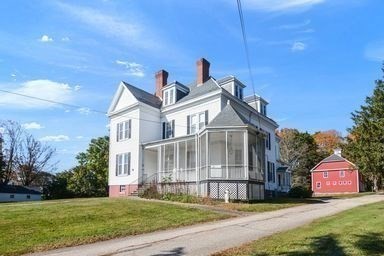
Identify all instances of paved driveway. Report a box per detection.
[28,194,384,256]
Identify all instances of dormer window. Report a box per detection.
[234,85,243,100]
[163,88,175,106]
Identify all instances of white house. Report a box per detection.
[0,185,41,202]
[108,58,290,200]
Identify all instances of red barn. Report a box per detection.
[311,149,364,195]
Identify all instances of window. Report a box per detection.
[339,170,345,177]
[263,105,267,116]
[234,85,243,100]
[116,120,131,141]
[339,181,343,185]
[323,171,328,178]
[119,185,126,193]
[163,120,175,139]
[26,195,31,199]
[348,181,352,185]
[187,111,208,134]
[316,182,321,188]
[333,181,337,185]
[265,132,271,150]
[163,88,175,106]
[343,181,347,185]
[116,153,131,176]
[10,194,14,199]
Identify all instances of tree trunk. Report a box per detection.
[373,175,378,192]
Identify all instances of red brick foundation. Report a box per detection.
[109,184,139,197]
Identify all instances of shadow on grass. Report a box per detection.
[151,247,185,256]
[248,197,327,205]
[251,234,346,256]
[354,232,384,255]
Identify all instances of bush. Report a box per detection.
[288,186,312,198]
[139,184,162,199]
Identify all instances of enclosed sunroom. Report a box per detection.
[142,104,266,200]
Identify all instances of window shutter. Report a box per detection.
[128,119,131,139]
[171,120,175,138]
[115,155,118,176]
[116,123,119,141]
[187,115,190,135]
[128,152,131,175]
[162,122,166,139]
[205,110,208,125]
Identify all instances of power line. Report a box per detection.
[236,0,262,129]
[0,88,107,115]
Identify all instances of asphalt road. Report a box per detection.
[27,194,384,256]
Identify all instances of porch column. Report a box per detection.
[244,130,248,180]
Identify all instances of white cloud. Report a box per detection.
[115,60,145,77]
[74,85,81,91]
[22,122,44,130]
[61,37,70,42]
[243,0,325,12]
[10,73,16,77]
[56,2,161,51]
[75,136,84,139]
[0,79,76,109]
[276,20,311,30]
[40,35,53,42]
[40,135,69,142]
[365,41,384,62]
[77,107,91,115]
[291,41,307,51]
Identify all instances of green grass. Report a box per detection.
[214,201,384,256]
[0,198,229,256]
[217,198,323,213]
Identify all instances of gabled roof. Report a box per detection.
[0,185,41,195]
[122,82,162,109]
[321,154,345,163]
[176,77,221,104]
[206,103,249,128]
[310,154,356,172]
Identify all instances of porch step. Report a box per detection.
[129,190,139,196]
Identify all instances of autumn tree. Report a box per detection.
[313,130,343,154]
[344,67,384,191]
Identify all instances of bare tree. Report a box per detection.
[0,121,24,185]
[16,134,55,186]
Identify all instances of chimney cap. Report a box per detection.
[333,148,342,157]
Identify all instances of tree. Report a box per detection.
[313,130,343,154]
[16,134,55,186]
[278,128,325,188]
[67,136,109,197]
[344,67,384,191]
[0,121,23,185]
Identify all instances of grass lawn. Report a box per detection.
[214,201,384,256]
[0,197,229,256]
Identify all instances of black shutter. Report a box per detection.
[162,122,166,139]
[128,152,131,175]
[128,119,131,139]
[116,123,119,142]
[205,110,208,125]
[187,115,190,135]
[171,120,175,138]
[115,155,118,176]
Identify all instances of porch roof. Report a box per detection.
[143,134,196,149]
[206,103,249,128]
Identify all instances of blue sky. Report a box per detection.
[1,0,383,171]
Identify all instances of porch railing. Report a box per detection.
[200,165,247,180]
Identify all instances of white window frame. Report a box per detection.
[116,152,131,176]
[119,185,126,193]
[323,171,328,178]
[117,120,131,141]
[163,88,175,106]
[189,111,207,134]
[234,85,243,100]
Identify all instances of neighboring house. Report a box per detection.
[108,58,290,200]
[311,149,364,195]
[0,185,41,202]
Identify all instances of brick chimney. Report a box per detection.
[196,58,210,86]
[155,69,168,99]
